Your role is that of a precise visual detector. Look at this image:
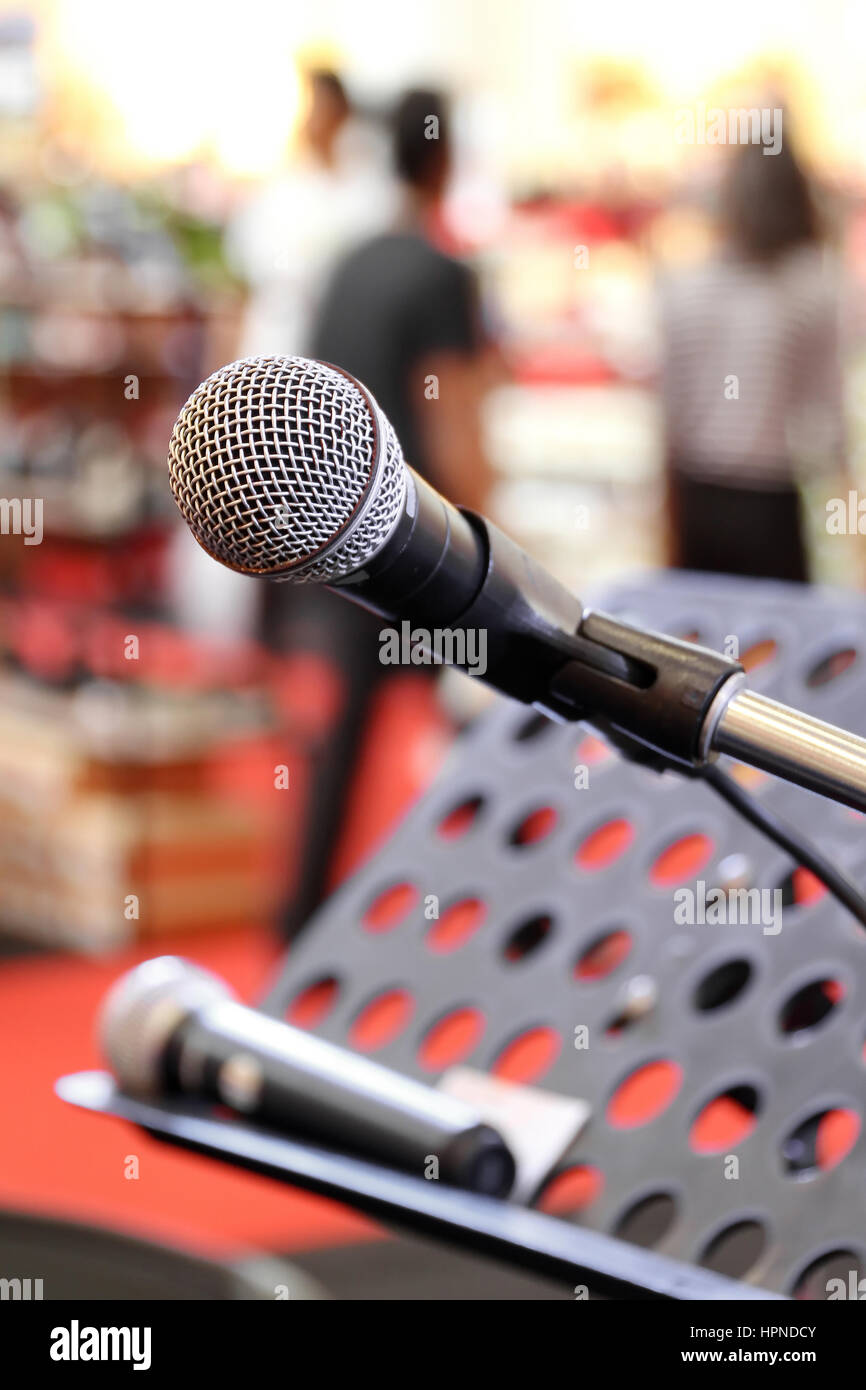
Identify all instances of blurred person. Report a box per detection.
[658,127,846,582]
[173,69,393,641]
[309,87,494,513]
[227,68,393,357]
[259,89,497,932]
[182,72,395,935]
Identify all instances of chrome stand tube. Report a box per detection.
[710,688,866,813]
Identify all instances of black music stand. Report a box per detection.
[59,573,866,1299]
[256,572,866,1299]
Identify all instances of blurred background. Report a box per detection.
[2,0,866,1298]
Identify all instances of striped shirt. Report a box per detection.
[658,247,845,486]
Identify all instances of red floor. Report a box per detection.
[0,673,451,1261]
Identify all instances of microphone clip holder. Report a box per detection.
[544,611,742,771]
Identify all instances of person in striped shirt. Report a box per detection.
[659,129,847,582]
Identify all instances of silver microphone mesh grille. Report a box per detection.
[167,356,407,583]
[99,956,232,1097]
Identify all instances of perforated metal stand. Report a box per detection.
[260,573,866,1299]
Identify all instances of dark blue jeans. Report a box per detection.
[667,464,808,583]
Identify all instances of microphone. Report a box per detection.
[168,354,597,706]
[167,354,866,811]
[99,956,517,1198]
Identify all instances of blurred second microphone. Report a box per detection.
[99,956,516,1199]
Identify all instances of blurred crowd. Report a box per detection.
[221,69,853,594]
[1,55,863,950]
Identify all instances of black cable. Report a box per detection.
[701,761,866,930]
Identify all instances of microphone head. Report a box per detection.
[167,355,407,583]
[99,956,233,1097]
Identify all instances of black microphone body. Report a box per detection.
[100,958,516,1198]
[332,467,586,702]
[329,465,739,764]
